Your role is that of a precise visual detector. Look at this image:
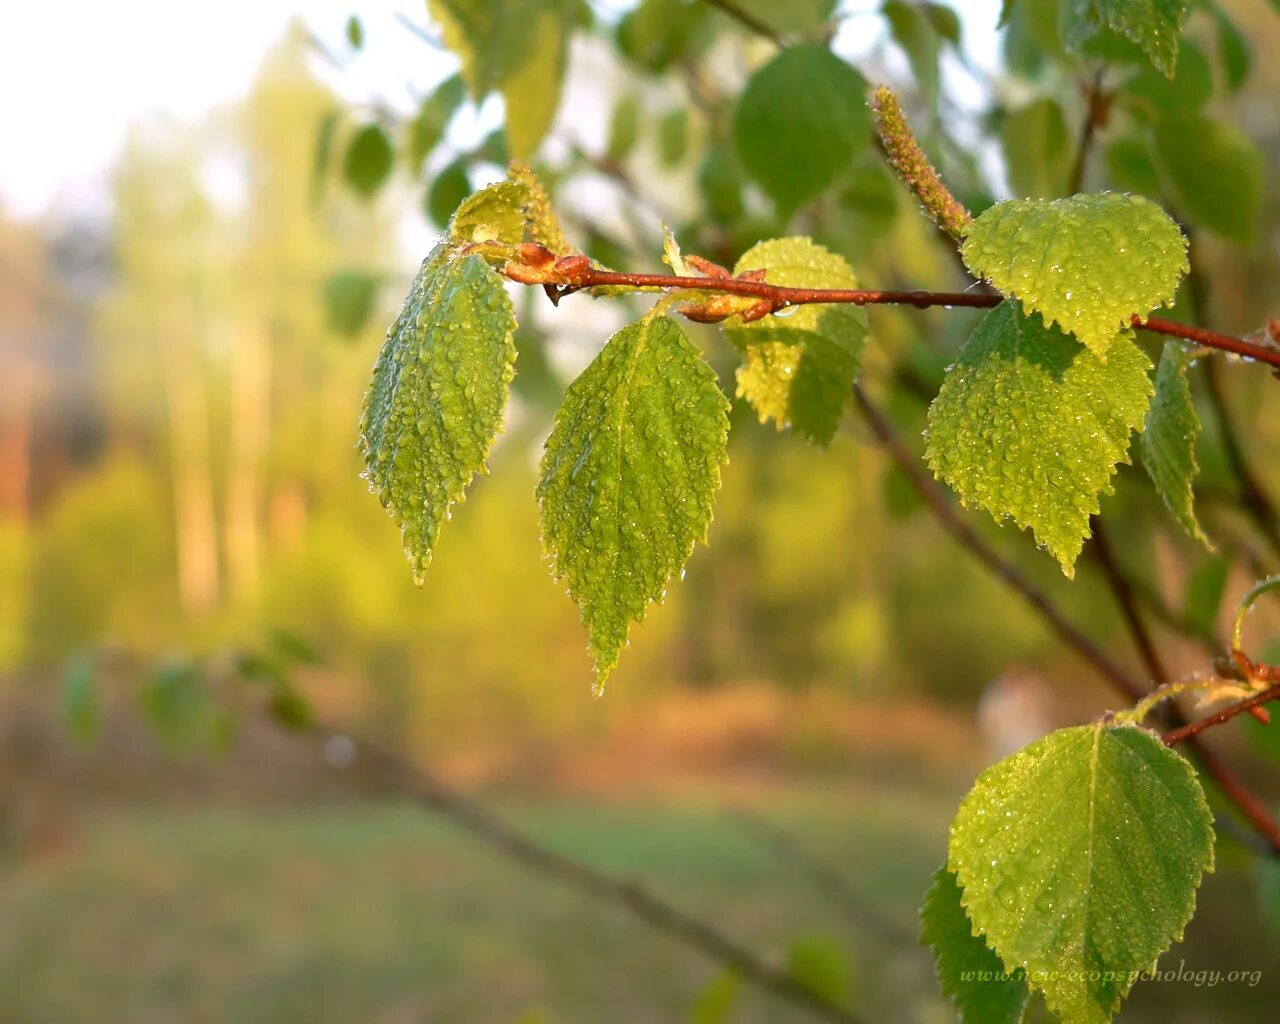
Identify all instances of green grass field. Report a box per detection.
[0,782,1273,1022]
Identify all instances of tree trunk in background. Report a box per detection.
[226,321,270,600]
[0,366,32,524]
[161,301,219,613]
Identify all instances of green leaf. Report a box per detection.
[1123,40,1212,112]
[883,0,942,106]
[343,123,395,200]
[509,162,570,254]
[616,0,709,71]
[346,14,364,50]
[323,270,380,338]
[786,936,854,1011]
[1184,555,1229,640]
[924,2,962,46]
[428,0,570,159]
[733,45,870,216]
[948,723,1214,1024]
[698,147,745,224]
[960,193,1188,359]
[1142,343,1209,546]
[407,74,467,172]
[1153,115,1263,246]
[607,94,641,161]
[735,0,835,35]
[688,971,741,1024]
[1211,4,1251,91]
[723,238,869,446]
[538,314,729,689]
[426,160,473,230]
[1061,0,1192,77]
[501,3,567,160]
[61,653,102,745]
[658,107,689,167]
[1000,97,1073,199]
[360,247,517,583]
[926,301,1153,576]
[140,660,233,753]
[1104,135,1161,196]
[450,179,532,245]
[921,867,1031,1024]
[311,110,340,205]
[429,0,504,96]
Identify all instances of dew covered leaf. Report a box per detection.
[450,178,533,245]
[359,245,517,583]
[960,193,1187,359]
[1061,0,1192,77]
[732,45,870,215]
[724,238,869,446]
[948,723,1214,1024]
[920,867,1031,1024]
[1142,342,1209,546]
[926,301,1153,576]
[538,314,729,689]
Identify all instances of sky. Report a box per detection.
[0,0,440,218]
[0,1,1003,221]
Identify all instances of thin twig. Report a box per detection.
[520,266,1280,372]
[851,384,1280,855]
[1090,521,1170,683]
[1084,524,1280,851]
[1166,679,1280,747]
[315,724,862,1024]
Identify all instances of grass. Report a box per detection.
[0,780,1274,1022]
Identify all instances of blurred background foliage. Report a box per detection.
[1,1,1279,1020]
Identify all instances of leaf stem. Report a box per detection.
[1233,574,1280,654]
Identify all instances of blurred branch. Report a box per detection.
[851,383,1280,856]
[702,0,787,47]
[1067,68,1107,195]
[851,382,1145,703]
[1088,521,1168,684]
[727,810,917,948]
[1203,359,1280,561]
[313,723,863,1024]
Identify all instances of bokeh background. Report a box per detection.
[2,1,1279,1020]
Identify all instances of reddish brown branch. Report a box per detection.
[852,384,1280,855]
[516,264,1280,372]
[1165,679,1280,747]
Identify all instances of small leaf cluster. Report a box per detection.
[359,173,873,690]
